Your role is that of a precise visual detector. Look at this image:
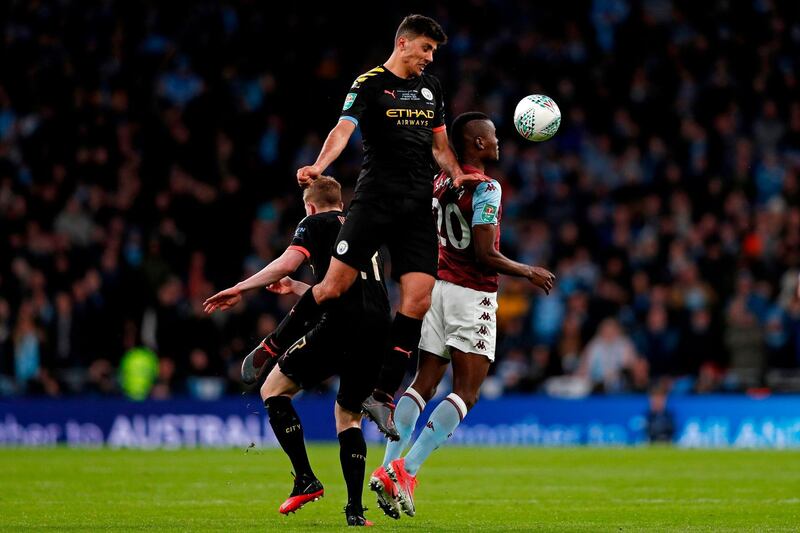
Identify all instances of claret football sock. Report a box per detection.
[374,313,423,397]
[265,396,315,479]
[403,392,467,475]
[338,427,367,509]
[383,388,426,466]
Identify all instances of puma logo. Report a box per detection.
[393,346,412,357]
[384,89,396,99]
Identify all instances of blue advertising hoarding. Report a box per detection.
[1,394,799,448]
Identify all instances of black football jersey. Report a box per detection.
[339,66,446,201]
[290,210,389,316]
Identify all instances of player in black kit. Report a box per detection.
[294,15,488,439]
[203,177,390,526]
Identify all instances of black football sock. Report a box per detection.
[338,427,367,509]
[373,313,423,399]
[269,288,324,350]
[264,396,315,479]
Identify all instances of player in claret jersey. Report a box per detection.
[368,113,556,519]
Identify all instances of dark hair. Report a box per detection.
[395,14,447,45]
[303,176,342,207]
[451,112,491,159]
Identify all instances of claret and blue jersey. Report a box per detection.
[432,165,503,293]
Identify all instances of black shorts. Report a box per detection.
[334,196,438,281]
[278,312,390,413]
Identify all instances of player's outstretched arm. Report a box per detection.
[431,129,489,187]
[203,248,307,314]
[296,119,356,188]
[473,224,555,295]
[266,276,311,296]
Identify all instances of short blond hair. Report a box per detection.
[303,176,342,207]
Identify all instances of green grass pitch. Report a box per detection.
[1,446,798,531]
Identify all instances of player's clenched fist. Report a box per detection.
[296,165,322,188]
[528,266,556,295]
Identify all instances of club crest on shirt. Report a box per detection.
[421,88,434,100]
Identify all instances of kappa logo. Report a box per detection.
[426,421,435,431]
[486,183,496,192]
[421,87,434,101]
[479,312,491,321]
[477,325,489,336]
[336,240,349,255]
[480,297,492,306]
[474,340,487,350]
[384,89,396,99]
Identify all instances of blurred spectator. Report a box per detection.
[577,318,647,393]
[679,308,725,376]
[634,305,681,379]
[645,389,675,443]
[724,297,765,388]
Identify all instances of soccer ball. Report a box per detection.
[513,94,561,142]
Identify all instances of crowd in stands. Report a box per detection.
[2,0,800,400]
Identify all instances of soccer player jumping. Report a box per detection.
[369,113,556,519]
[292,15,489,439]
